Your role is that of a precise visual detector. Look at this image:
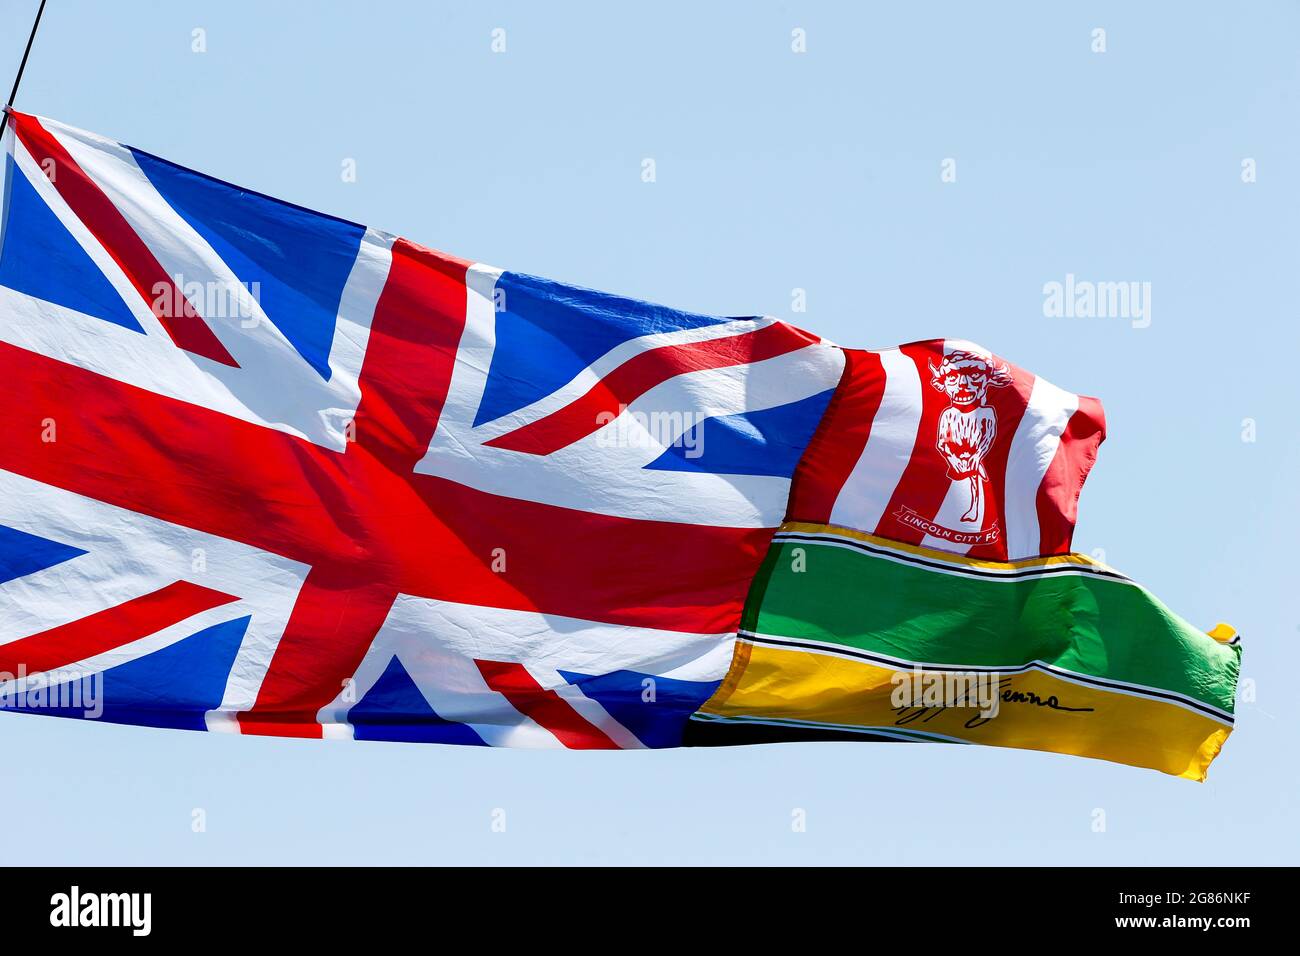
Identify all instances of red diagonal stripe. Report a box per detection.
[349,239,473,471]
[476,659,620,749]
[0,580,240,675]
[238,569,396,738]
[484,321,819,455]
[1036,395,1106,555]
[8,111,238,367]
[786,348,885,523]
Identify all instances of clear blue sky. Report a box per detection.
[1,0,1295,865]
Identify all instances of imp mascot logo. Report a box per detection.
[928,348,1012,524]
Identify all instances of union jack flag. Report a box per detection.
[0,111,845,748]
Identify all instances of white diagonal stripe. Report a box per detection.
[1003,375,1078,560]
[829,347,923,533]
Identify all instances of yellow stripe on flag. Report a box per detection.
[704,641,1232,781]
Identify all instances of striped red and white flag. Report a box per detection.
[787,339,1105,561]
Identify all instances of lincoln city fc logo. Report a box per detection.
[928,349,1012,522]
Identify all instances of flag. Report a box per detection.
[0,110,843,747]
[789,340,1106,561]
[0,111,1238,775]
[689,523,1240,781]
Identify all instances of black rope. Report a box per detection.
[0,0,49,138]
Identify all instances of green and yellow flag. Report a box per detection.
[692,523,1240,781]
